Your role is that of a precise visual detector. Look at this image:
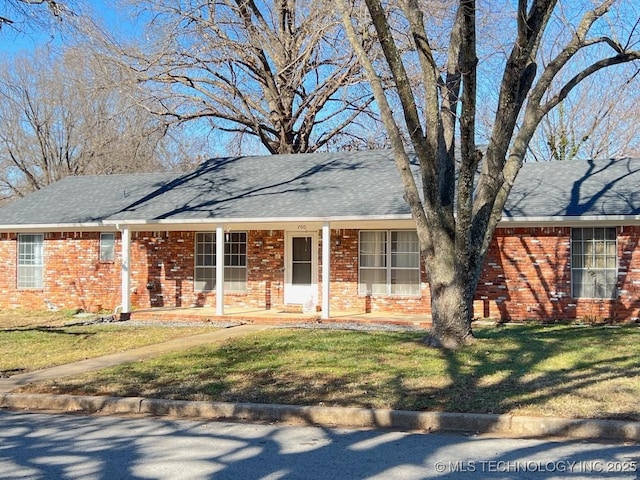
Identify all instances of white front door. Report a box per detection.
[284,232,317,310]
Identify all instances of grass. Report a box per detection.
[0,310,218,375]
[11,318,640,421]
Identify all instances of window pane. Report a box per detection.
[359,230,420,296]
[100,233,115,262]
[391,269,420,295]
[360,231,386,268]
[17,234,44,289]
[359,268,386,295]
[292,236,312,262]
[594,255,605,268]
[391,231,419,268]
[17,265,43,289]
[194,267,216,292]
[195,233,216,267]
[18,234,43,265]
[195,267,215,291]
[571,254,583,269]
[225,267,247,292]
[571,227,617,299]
[225,232,247,267]
[292,262,312,284]
[572,242,582,256]
[584,228,595,241]
[592,270,617,299]
[392,251,419,268]
[195,231,247,292]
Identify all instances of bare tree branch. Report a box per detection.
[0,47,180,202]
[92,0,377,154]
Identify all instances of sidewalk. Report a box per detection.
[2,323,640,442]
[0,324,271,393]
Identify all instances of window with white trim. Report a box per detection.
[195,232,247,292]
[18,234,44,289]
[100,233,115,262]
[571,227,617,299]
[359,230,420,295]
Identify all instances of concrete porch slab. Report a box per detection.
[125,306,432,329]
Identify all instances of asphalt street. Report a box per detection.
[1,410,638,479]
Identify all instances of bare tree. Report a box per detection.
[1,0,72,32]
[337,0,640,348]
[528,68,640,161]
[0,47,175,202]
[97,0,376,154]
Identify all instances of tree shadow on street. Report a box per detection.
[1,410,638,479]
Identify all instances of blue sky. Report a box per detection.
[0,0,128,56]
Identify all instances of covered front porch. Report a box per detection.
[111,218,428,322]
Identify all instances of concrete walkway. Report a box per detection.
[0,324,271,393]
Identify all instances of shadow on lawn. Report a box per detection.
[440,325,640,421]
[33,325,640,430]
[0,326,94,335]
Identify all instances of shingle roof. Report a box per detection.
[0,151,638,228]
[504,157,640,218]
[0,151,410,226]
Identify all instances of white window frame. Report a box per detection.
[195,231,247,292]
[100,233,116,262]
[17,233,44,289]
[571,227,617,299]
[359,230,420,296]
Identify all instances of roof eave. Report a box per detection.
[0,222,111,233]
[498,214,640,227]
[3,214,640,232]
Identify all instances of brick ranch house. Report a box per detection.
[0,150,639,323]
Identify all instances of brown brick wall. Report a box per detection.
[475,226,640,322]
[3,226,640,322]
[0,232,120,312]
[475,227,573,321]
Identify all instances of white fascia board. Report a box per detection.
[0,223,115,233]
[498,215,640,227]
[102,215,415,231]
[6,214,639,234]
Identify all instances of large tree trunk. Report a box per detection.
[423,255,476,349]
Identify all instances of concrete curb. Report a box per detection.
[2,392,639,441]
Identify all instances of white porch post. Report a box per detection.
[120,226,131,316]
[216,224,225,316]
[322,222,330,319]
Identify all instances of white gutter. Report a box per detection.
[4,214,640,233]
[497,215,640,227]
[0,223,114,232]
[100,214,415,226]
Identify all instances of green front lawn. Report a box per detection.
[0,310,217,374]
[17,324,640,420]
